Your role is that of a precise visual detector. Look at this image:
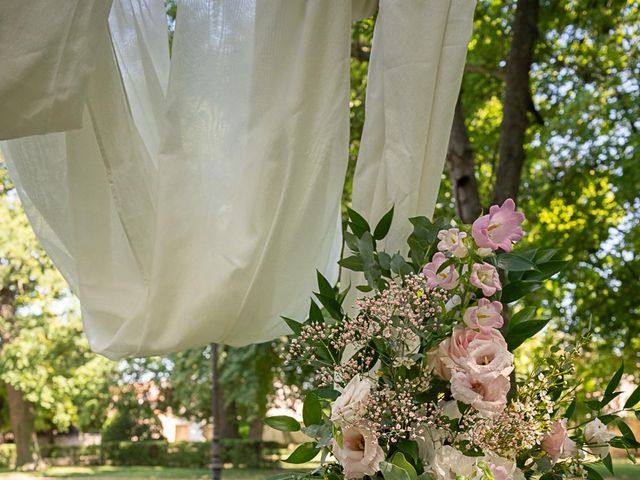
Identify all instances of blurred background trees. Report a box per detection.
[0,0,638,468]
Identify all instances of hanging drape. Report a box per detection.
[0,0,475,359]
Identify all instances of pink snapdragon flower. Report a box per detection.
[427,327,508,380]
[472,198,525,252]
[422,252,459,290]
[542,419,577,463]
[463,299,504,332]
[332,424,385,479]
[437,228,469,258]
[470,262,502,296]
[450,371,510,419]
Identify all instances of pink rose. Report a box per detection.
[542,419,577,463]
[470,262,502,296]
[333,424,385,479]
[462,337,514,382]
[331,375,372,425]
[450,371,510,418]
[437,228,468,258]
[471,198,525,252]
[428,327,508,380]
[463,299,504,332]
[422,252,459,290]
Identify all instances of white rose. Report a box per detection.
[331,375,372,425]
[430,445,478,480]
[584,419,615,458]
[332,424,384,479]
[415,426,446,466]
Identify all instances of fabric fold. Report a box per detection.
[0,0,476,359]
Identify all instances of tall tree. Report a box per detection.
[0,165,114,467]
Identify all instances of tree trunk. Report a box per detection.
[219,397,240,439]
[446,95,482,224]
[1,288,39,469]
[248,418,264,441]
[6,384,37,468]
[492,0,540,205]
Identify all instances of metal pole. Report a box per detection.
[211,343,222,480]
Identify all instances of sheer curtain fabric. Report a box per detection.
[0,0,475,359]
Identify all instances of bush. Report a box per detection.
[100,439,282,468]
[1,440,283,469]
[0,444,15,468]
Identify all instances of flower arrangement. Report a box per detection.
[266,200,640,480]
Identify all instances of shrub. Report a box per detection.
[34,440,284,469]
[0,444,15,468]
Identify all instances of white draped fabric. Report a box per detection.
[0,0,475,359]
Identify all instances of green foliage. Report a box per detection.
[0,444,14,468]
[0,440,284,470]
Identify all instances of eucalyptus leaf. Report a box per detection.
[264,415,301,432]
[283,442,319,464]
[302,392,322,427]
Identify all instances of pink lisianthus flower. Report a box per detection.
[463,298,504,332]
[427,327,508,380]
[472,198,525,252]
[422,252,459,290]
[541,419,577,463]
[332,424,385,479]
[470,262,502,296]
[450,371,510,419]
[437,228,468,258]
[462,337,514,382]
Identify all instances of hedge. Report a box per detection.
[0,440,284,469]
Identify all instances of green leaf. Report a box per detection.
[604,362,624,397]
[380,461,411,480]
[505,319,550,350]
[391,452,418,480]
[496,253,538,272]
[315,293,342,320]
[264,415,300,432]
[338,255,364,272]
[395,440,420,464]
[509,306,537,325]
[302,392,322,427]
[316,270,334,297]
[313,387,340,401]
[625,384,640,409]
[564,398,577,419]
[283,442,319,464]
[600,392,622,408]
[347,208,371,237]
[603,453,614,475]
[283,317,303,335]
[374,206,394,240]
[584,465,605,480]
[500,280,542,303]
[586,399,602,411]
[618,420,638,443]
[309,301,324,323]
[344,231,359,252]
[378,251,392,271]
[391,253,414,276]
[598,414,619,425]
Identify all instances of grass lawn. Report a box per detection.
[0,466,281,479]
[0,463,638,479]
